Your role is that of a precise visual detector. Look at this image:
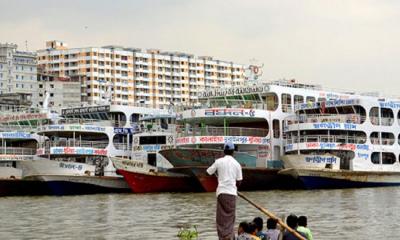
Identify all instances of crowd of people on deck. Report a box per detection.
[236,215,313,240]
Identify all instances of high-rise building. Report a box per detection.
[0,43,38,105]
[37,40,246,108]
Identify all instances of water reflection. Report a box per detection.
[0,188,399,239]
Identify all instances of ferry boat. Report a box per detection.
[159,79,321,191]
[112,114,203,193]
[280,97,400,189]
[21,104,172,195]
[0,98,55,196]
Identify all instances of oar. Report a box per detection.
[238,191,306,240]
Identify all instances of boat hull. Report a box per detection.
[280,168,400,189]
[25,175,130,195]
[0,179,51,196]
[172,167,301,192]
[117,169,202,193]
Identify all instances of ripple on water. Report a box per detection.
[1,188,400,239]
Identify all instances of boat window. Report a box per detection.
[148,153,157,167]
[294,95,304,105]
[317,97,326,102]
[281,93,292,112]
[139,136,166,145]
[370,132,379,145]
[369,107,379,125]
[381,108,394,126]
[382,152,396,164]
[273,119,280,138]
[265,93,278,111]
[381,132,395,145]
[371,152,380,164]
[306,96,315,103]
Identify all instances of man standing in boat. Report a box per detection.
[207,142,243,240]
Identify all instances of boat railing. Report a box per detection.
[0,147,36,155]
[285,135,367,145]
[177,126,268,137]
[41,140,109,149]
[285,113,365,126]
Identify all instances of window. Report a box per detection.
[273,119,280,138]
[281,93,292,112]
[294,95,304,104]
[371,152,380,164]
[369,107,379,125]
[382,152,396,164]
[266,93,278,111]
[306,96,315,103]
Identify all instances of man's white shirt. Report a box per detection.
[206,155,243,196]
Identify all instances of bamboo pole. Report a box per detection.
[238,192,306,240]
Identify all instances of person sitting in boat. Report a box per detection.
[297,216,313,240]
[265,218,281,240]
[207,142,243,240]
[237,221,262,240]
[282,214,307,240]
[253,217,268,240]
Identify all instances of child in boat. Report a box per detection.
[237,221,262,240]
[265,218,281,240]
[297,216,313,240]
[282,214,307,240]
[253,217,268,240]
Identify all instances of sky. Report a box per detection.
[1,0,400,96]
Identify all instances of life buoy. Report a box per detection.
[253,66,259,74]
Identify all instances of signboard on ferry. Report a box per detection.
[0,113,48,123]
[40,125,106,132]
[61,105,110,116]
[198,85,269,98]
[295,99,360,111]
[50,147,108,156]
[181,108,266,119]
[0,132,32,139]
[176,136,270,145]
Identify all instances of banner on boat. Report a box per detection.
[295,99,360,111]
[285,142,369,152]
[176,136,270,145]
[61,105,110,116]
[39,125,106,132]
[49,147,108,156]
[198,85,269,98]
[181,108,266,119]
[0,113,48,123]
[0,132,32,139]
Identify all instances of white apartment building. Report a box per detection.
[0,43,38,105]
[37,41,245,109]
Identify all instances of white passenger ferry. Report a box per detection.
[21,104,172,195]
[0,102,53,196]
[281,97,400,189]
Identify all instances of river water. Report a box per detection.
[1,187,400,239]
